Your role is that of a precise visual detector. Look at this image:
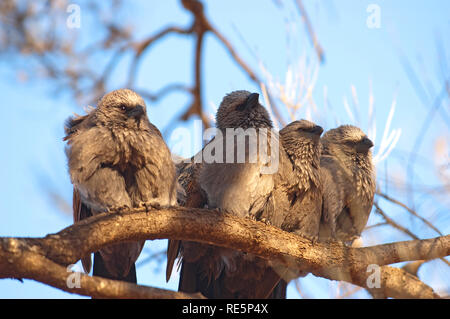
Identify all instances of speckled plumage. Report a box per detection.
[265,120,323,291]
[165,158,206,283]
[318,125,376,243]
[64,89,177,282]
[277,120,323,240]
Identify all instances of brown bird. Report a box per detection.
[267,120,323,294]
[64,88,177,283]
[277,120,323,241]
[318,125,376,243]
[168,90,285,298]
[165,159,206,283]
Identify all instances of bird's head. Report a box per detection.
[279,120,323,168]
[215,91,273,129]
[280,120,323,145]
[279,120,323,187]
[322,125,374,156]
[96,89,148,127]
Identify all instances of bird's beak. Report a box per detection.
[357,136,374,152]
[127,105,145,118]
[310,125,324,136]
[245,93,259,109]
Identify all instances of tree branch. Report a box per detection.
[127,26,192,87]
[374,201,450,268]
[0,239,203,299]
[0,206,447,298]
[294,0,325,63]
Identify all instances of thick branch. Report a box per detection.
[0,238,203,299]
[0,207,447,298]
[366,265,440,299]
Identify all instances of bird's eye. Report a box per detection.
[120,104,127,111]
[235,102,246,111]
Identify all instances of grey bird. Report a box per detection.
[64,88,177,283]
[170,90,285,298]
[318,125,376,243]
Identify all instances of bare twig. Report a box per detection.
[374,202,419,239]
[374,202,450,267]
[406,81,449,208]
[376,191,442,236]
[127,26,192,87]
[294,0,325,63]
[135,84,192,102]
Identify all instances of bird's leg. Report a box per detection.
[204,204,225,214]
[329,225,337,241]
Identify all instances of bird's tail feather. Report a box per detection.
[269,280,287,299]
[93,251,137,284]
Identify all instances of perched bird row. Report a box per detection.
[64,88,375,298]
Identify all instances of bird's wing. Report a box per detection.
[269,280,287,299]
[166,161,207,282]
[73,188,93,273]
[212,257,282,298]
[66,112,94,274]
[320,156,344,223]
[166,239,181,282]
[63,113,90,141]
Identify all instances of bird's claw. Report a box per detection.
[109,205,130,213]
[139,201,161,211]
[309,235,318,245]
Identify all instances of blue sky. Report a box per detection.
[0,0,449,298]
